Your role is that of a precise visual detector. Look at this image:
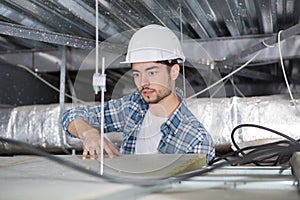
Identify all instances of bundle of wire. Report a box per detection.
[0,123,299,187]
[211,124,300,166]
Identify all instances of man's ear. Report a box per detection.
[170,64,180,80]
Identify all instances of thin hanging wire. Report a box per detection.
[278,30,300,115]
[100,58,105,176]
[95,1,99,75]
[95,0,104,176]
[179,6,186,98]
[187,51,261,100]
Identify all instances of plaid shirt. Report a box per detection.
[62,88,215,163]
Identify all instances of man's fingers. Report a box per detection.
[110,144,122,157]
[113,148,122,156]
[82,146,99,160]
[104,143,115,158]
[89,150,95,160]
[82,148,88,160]
[95,147,101,160]
[82,136,121,160]
[104,142,122,158]
[104,137,121,157]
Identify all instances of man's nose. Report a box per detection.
[140,74,150,87]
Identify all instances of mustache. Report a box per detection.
[139,87,155,93]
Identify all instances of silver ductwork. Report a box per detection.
[188,95,300,145]
[0,94,299,154]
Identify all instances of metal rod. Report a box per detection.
[59,46,67,148]
[179,5,186,98]
[95,0,99,74]
[99,57,106,176]
[0,21,95,49]
[290,152,300,192]
[95,0,104,176]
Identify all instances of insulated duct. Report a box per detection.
[0,95,299,154]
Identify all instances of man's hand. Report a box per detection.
[80,128,122,160]
[67,119,121,160]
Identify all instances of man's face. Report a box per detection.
[132,62,174,104]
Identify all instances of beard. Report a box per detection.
[140,86,172,104]
[138,73,173,104]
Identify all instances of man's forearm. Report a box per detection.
[67,119,96,139]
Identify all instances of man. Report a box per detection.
[62,24,215,164]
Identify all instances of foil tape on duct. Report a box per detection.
[0,95,299,154]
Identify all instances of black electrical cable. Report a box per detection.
[231,124,299,151]
[230,123,299,166]
[210,139,294,165]
[211,124,299,166]
[235,140,292,166]
[176,142,300,181]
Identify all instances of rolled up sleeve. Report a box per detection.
[61,105,101,137]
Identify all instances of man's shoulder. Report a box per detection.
[177,101,197,119]
[177,102,206,130]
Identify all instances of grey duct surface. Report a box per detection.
[0,104,81,153]
[188,95,300,144]
[0,95,299,154]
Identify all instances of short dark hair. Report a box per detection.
[130,59,179,73]
[156,59,178,67]
[156,59,179,73]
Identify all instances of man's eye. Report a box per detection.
[149,71,157,76]
[133,73,140,77]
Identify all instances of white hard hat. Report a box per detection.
[121,24,185,64]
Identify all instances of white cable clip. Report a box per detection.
[93,72,106,94]
[93,57,106,94]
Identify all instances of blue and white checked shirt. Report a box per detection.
[62,88,215,163]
